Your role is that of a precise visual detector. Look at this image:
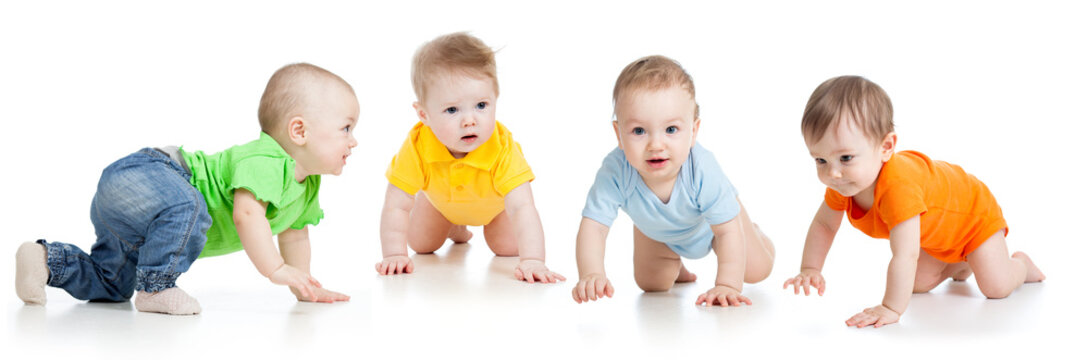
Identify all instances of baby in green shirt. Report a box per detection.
[15,63,358,315]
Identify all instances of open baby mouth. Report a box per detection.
[461,134,478,143]
[647,158,668,168]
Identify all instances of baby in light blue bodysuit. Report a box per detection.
[570,55,776,307]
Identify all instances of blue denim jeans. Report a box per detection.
[39,148,211,301]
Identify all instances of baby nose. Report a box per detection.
[462,114,477,127]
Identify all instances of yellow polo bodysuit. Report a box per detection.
[386,121,535,226]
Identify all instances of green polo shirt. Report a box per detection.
[183,132,323,258]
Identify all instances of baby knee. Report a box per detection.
[486,240,518,257]
[408,241,442,254]
[635,279,671,292]
[978,282,1015,299]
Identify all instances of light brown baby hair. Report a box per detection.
[612,55,699,119]
[411,32,498,103]
[258,63,354,135]
[801,75,894,144]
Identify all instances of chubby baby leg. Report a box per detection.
[482,210,518,256]
[734,200,775,284]
[633,226,686,292]
[406,194,461,254]
[967,231,1045,299]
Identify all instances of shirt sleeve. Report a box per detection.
[492,141,535,195]
[230,155,291,207]
[692,147,741,225]
[581,150,627,227]
[386,135,426,195]
[824,188,849,211]
[876,182,928,230]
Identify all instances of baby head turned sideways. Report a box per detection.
[258,63,359,177]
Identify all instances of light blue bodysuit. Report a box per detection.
[581,143,740,259]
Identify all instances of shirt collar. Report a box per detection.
[418,122,503,170]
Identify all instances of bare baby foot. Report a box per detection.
[947,262,973,281]
[1013,251,1045,282]
[448,225,473,244]
[135,287,202,315]
[951,267,973,281]
[676,265,697,283]
[15,242,49,305]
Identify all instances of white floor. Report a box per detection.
[4,221,1077,358]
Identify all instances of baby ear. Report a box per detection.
[612,120,623,149]
[880,132,897,161]
[287,116,307,145]
[692,117,702,143]
[413,101,429,124]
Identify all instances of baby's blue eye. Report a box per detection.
[666,126,679,134]
[445,107,458,114]
[342,125,351,132]
[476,102,487,110]
[632,127,645,135]
[815,158,827,165]
[840,155,854,162]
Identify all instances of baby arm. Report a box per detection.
[279,227,350,303]
[572,217,613,303]
[234,189,321,301]
[846,215,920,328]
[696,218,749,306]
[784,201,843,296]
[504,183,565,283]
[376,183,415,275]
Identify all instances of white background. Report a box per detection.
[2,0,1085,358]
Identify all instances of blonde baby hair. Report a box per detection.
[411,32,498,103]
[257,63,354,135]
[612,55,699,120]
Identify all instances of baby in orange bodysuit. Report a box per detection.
[782,75,1045,328]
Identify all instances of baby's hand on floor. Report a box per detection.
[375,255,414,275]
[783,268,826,296]
[845,304,900,328]
[696,285,752,307]
[572,274,613,303]
[515,259,565,283]
[269,264,322,301]
[292,286,350,303]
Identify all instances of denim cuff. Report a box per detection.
[38,239,70,287]
[135,270,181,293]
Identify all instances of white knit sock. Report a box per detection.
[15,242,49,305]
[134,287,202,315]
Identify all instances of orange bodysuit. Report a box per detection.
[825,150,1007,263]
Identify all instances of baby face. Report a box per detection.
[805,116,894,199]
[613,86,700,186]
[415,72,497,159]
[300,84,359,176]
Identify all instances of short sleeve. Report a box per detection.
[581,150,628,227]
[692,148,741,225]
[824,188,849,211]
[230,155,291,207]
[492,141,535,195]
[386,135,426,195]
[876,183,927,230]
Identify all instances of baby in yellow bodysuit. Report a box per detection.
[375,32,564,283]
